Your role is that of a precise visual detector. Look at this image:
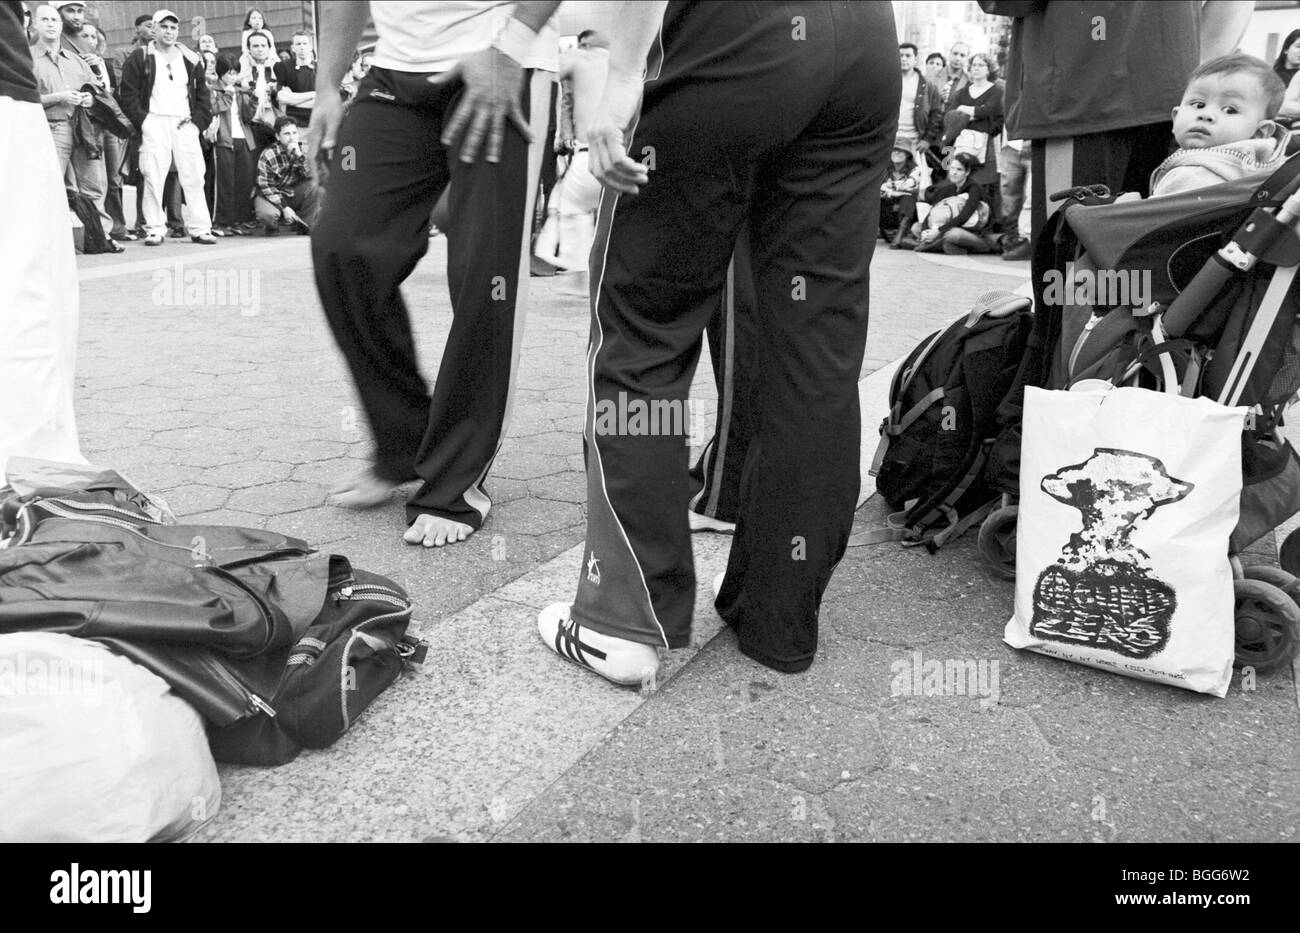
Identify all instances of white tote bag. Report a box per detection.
[1004,386,1248,697]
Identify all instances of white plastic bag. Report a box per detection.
[1004,386,1247,697]
[0,633,221,842]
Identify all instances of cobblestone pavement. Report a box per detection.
[69,232,1299,842]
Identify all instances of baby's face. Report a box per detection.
[1172,73,1270,150]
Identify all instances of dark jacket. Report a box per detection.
[980,0,1198,140]
[905,67,944,147]
[117,41,212,132]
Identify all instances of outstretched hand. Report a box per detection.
[431,47,531,164]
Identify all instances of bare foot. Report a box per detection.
[329,470,399,509]
[404,513,475,547]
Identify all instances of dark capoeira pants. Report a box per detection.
[312,65,549,529]
[572,0,899,671]
[689,233,755,526]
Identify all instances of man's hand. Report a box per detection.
[306,84,343,184]
[586,73,646,194]
[282,206,299,225]
[75,90,93,107]
[60,89,84,106]
[920,228,938,242]
[430,46,530,164]
[204,119,218,143]
[916,140,930,153]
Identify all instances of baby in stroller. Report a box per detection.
[1150,53,1290,197]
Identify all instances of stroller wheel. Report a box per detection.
[1279,528,1300,578]
[977,505,1019,581]
[1232,579,1300,673]
[1242,564,1300,597]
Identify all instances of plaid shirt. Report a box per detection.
[255,142,309,208]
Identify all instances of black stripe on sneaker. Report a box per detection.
[556,617,607,668]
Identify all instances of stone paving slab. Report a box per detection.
[71,233,1298,842]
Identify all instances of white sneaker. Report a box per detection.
[537,603,659,687]
[688,510,736,534]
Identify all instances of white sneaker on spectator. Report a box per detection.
[144,234,164,246]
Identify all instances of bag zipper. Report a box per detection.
[194,648,277,718]
[1068,314,1102,378]
[338,607,412,730]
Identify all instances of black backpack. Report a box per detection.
[0,489,425,767]
[857,290,1032,549]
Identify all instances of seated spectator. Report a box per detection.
[880,142,921,247]
[908,152,993,254]
[253,116,318,234]
[944,52,1003,231]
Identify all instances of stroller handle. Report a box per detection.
[1162,186,1300,338]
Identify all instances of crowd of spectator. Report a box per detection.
[25,2,349,250]
[885,39,1030,261]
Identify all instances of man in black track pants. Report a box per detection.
[539,0,899,683]
[309,0,560,547]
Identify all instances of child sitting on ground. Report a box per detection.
[1150,53,1291,197]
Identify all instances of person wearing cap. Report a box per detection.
[117,9,216,245]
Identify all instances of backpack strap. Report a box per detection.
[869,385,946,475]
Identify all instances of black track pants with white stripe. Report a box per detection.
[571,1,898,669]
[312,66,548,529]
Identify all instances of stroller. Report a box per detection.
[977,155,1300,673]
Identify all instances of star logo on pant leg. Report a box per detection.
[586,552,601,585]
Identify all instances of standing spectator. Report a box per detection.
[945,51,1002,232]
[200,48,219,215]
[924,51,946,90]
[938,41,970,111]
[31,4,122,252]
[198,34,217,56]
[114,13,153,72]
[240,8,273,60]
[533,29,607,272]
[980,0,1253,238]
[897,42,943,158]
[252,116,316,233]
[209,52,255,235]
[240,29,278,144]
[50,0,116,244]
[1274,30,1300,128]
[117,8,216,245]
[999,131,1032,260]
[2,0,85,468]
[79,20,134,242]
[339,47,371,102]
[273,29,314,128]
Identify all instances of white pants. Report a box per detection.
[0,97,85,473]
[140,112,211,237]
[534,148,601,271]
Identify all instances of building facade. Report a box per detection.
[91,0,314,57]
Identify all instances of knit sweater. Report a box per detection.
[1150,124,1291,198]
